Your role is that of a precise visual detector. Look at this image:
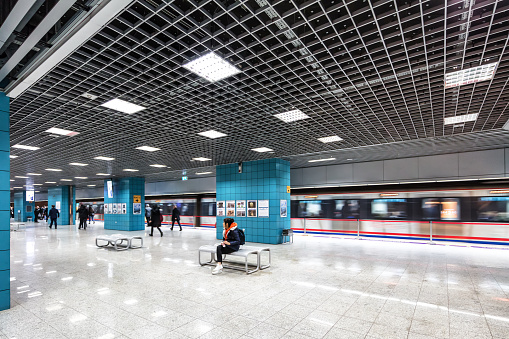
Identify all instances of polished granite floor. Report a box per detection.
[1,221,509,339]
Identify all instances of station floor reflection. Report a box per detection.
[2,222,509,338]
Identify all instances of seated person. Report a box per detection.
[212,218,240,275]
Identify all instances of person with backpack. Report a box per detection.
[212,218,242,275]
[149,204,163,237]
[171,205,182,231]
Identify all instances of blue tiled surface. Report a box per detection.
[0,92,8,310]
[13,191,34,222]
[216,159,290,244]
[48,186,74,225]
[104,177,145,231]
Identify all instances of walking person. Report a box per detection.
[145,204,152,225]
[77,203,88,230]
[48,205,60,229]
[149,204,163,237]
[171,205,182,231]
[88,205,95,225]
[34,206,39,223]
[212,218,241,275]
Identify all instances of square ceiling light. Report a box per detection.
[12,144,40,150]
[444,113,479,125]
[69,162,88,166]
[274,109,310,122]
[193,157,211,162]
[252,147,273,153]
[445,62,498,88]
[100,98,146,114]
[150,164,167,168]
[45,128,79,136]
[183,52,241,82]
[136,146,160,152]
[198,130,227,139]
[318,136,343,143]
[94,156,115,161]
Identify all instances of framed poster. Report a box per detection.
[236,200,246,217]
[56,201,61,210]
[258,200,269,217]
[122,203,127,214]
[280,200,288,218]
[117,203,122,214]
[111,203,117,214]
[133,203,141,215]
[247,200,257,217]
[104,204,109,214]
[226,200,235,217]
[217,201,225,217]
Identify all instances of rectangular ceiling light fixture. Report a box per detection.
[445,62,498,88]
[444,113,478,125]
[123,169,139,172]
[94,156,115,161]
[193,157,212,162]
[308,158,336,163]
[318,136,343,143]
[96,173,110,176]
[69,162,88,166]
[136,146,160,152]
[150,164,167,168]
[60,179,72,181]
[252,147,273,153]
[183,52,241,82]
[15,176,28,178]
[87,185,96,187]
[45,168,62,171]
[196,172,212,175]
[9,155,18,158]
[27,173,42,176]
[75,177,88,179]
[101,98,146,114]
[33,184,42,186]
[45,128,79,136]
[12,144,40,150]
[198,130,227,139]
[45,182,56,184]
[274,109,310,123]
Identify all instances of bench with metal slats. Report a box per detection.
[96,234,143,251]
[198,244,271,274]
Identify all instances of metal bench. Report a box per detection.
[198,244,271,274]
[96,234,143,251]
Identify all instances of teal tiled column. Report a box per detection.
[13,191,35,222]
[0,92,10,310]
[216,159,291,244]
[48,186,74,225]
[104,177,145,231]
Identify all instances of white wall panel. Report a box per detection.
[353,161,384,182]
[459,149,504,177]
[384,158,419,181]
[419,154,459,179]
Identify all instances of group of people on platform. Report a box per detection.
[145,204,182,237]
[77,203,95,230]
[34,206,48,222]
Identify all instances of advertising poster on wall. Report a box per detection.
[117,203,122,214]
[133,203,141,215]
[104,204,108,214]
[236,200,246,217]
[280,200,288,217]
[247,200,257,217]
[111,203,117,214]
[217,201,225,216]
[122,203,127,214]
[226,200,235,217]
[26,190,35,202]
[258,200,269,217]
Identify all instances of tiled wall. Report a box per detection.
[48,186,74,225]
[13,191,34,222]
[104,177,145,231]
[216,159,290,244]
[0,92,9,310]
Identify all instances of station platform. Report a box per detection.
[1,222,509,338]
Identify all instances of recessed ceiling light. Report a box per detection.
[45,127,79,136]
[308,158,337,163]
[182,52,241,82]
[274,109,310,122]
[94,156,115,161]
[10,179,14,181]
[445,62,498,88]
[81,93,98,100]
[13,187,22,189]
[45,168,62,172]
[150,164,167,168]
[193,157,211,162]
[60,179,72,181]
[136,146,160,152]
[197,130,227,139]
[27,173,42,176]
[123,169,139,172]
[87,185,96,187]
[444,113,478,125]
[75,177,88,179]
[9,155,18,158]
[252,147,273,153]
[33,184,42,186]
[15,176,28,178]
[318,136,343,143]
[96,173,110,176]
[196,172,213,175]
[347,158,353,161]
[12,144,40,150]
[100,98,146,114]
[45,182,56,184]
[35,191,40,193]
[69,162,88,166]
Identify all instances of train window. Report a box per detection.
[333,200,360,219]
[297,200,324,218]
[478,197,509,222]
[422,198,460,221]
[372,199,407,219]
[422,198,441,220]
[440,198,460,221]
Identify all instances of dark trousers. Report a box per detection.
[146,216,150,224]
[49,218,57,228]
[150,226,163,236]
[216,245,236,263]
[171,218,182,230]
[79,218,87,229]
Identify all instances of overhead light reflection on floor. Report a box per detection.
[97,288,110,295]
[17,285,29,290]
[61,277,73,281]
[87,263,96,267]
[70,314,87,323]
[46,304,63,311]
[28,291,42,298]
[309,317,335,326]
[46,271,56,274]
[152,310,167,317]
[97,333,116,339]
[124,299,138,305]
[10,277,15,281]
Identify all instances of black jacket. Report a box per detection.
[48,207,59,219]
[78,206,88,219]
[151,208,162,227]
[172,208,180,220]
[223,228,241,251]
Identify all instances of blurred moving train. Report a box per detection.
[76,187,509,245]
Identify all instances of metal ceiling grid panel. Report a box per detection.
[6,0,509,189]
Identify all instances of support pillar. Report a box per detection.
[104,177,145,231]
[48,186,75,225]
[13,191,34,222]
[0,92,10,310]
[216,159,290,244]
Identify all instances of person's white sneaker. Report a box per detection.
[212,265,223,275]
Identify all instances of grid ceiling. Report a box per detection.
[7,0,509,189]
